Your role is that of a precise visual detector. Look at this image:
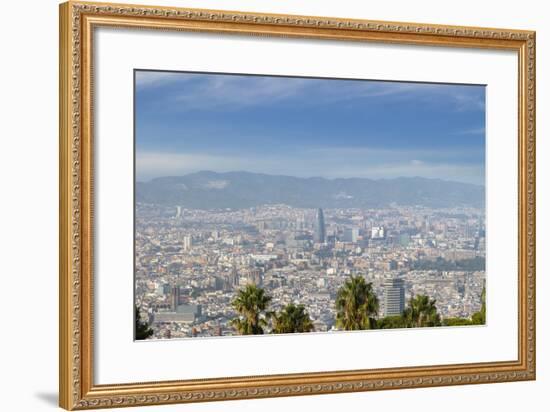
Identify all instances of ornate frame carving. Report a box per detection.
[59,1,536,409]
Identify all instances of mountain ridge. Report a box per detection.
[136,170,485,209]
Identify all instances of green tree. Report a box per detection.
[230,284,272,335]
[471,286,486,325]
[376,315,409,329]
[272,303,315,334]
[135,305,154,340]
[403,295,441,327]
[443,317,473,326]
[411,256,485,272]
[335,275,379,330]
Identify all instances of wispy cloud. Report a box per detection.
[136,151,261,178]
[173,76,310,110]
[135,71,193,90]
[135,72,486,185]
[136,148,485,185]
[451,90,486,112]
[453,127,486,136]
[339,161,484,183]
[305,145,481,162]
[136,71,485,113]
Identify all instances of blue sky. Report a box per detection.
[135,70,486,185]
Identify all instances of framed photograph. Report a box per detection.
[59,1,536,409]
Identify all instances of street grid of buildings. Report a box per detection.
[135,203,486,339]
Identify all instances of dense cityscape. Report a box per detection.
[135,202,486,339]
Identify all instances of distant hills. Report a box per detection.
[136,171,485,209]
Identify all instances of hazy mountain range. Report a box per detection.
[136,171,485,209]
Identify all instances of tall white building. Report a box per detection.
[371,226,385,239]
[182,235,192,251]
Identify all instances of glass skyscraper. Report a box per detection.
[314,208,326,244]
[384,278,405,316]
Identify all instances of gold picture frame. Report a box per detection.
[59,1,536,409]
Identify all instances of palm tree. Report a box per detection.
[273,303,315,334]
[403,295,441,327]
[230,284,272,335]
[376,315,409,329]
[135,305,154,340]
[335,275,379,330]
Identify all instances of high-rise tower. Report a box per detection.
[314,208,326,244]
[343,227,359,243]
[384,278,405,316]
[182,235,192,251]
[171,285,181,311]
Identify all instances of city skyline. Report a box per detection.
[135,70,486,185]
[134,70,487,340]
[135,203,486,339]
